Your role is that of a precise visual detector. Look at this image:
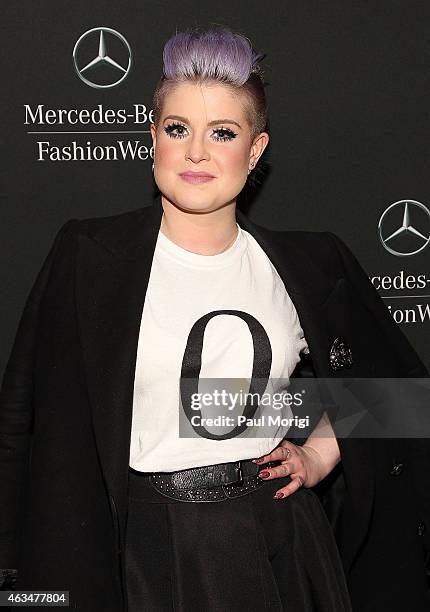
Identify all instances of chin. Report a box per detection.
[160,183,240,213]
[175,199,218,214]
[162,190,217,213]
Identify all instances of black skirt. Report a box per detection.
[125,466,352,612]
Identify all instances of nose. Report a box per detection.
[185,132,210,164]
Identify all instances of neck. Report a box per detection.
[159,195,239,255]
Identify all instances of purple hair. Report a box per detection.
[152,26,268,142]
[162,27,264,86]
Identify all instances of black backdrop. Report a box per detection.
[1,0,429,376]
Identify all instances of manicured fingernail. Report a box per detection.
[253,458,264,463]
[273,492,284,499]
[259,470,270,479]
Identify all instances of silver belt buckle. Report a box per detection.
[234,460,243,485]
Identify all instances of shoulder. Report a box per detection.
[246,215,342,254]
[279,228,350,259]
[280,227,361,274]
[71,205,145,239]
[247,218,346,275]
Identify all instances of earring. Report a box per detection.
[248,162,255,175]
[152,163,155,172]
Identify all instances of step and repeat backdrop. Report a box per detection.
[1,0,429,375]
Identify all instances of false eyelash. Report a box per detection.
[212,127,237,142]
[163,122,237,142]
[164,122,188,139]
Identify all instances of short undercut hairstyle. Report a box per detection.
[152,26,268,143]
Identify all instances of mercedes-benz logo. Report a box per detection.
[73,27,132,89]
[378,199,430,256]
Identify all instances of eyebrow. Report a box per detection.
[163,115,242,129]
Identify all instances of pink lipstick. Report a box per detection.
[179,171,216,185]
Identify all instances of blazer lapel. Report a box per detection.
[76,194,373,574]
[76,198,163,525]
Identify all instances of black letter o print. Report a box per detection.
[180,310,272,440]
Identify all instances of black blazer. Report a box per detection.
[1,194,429,611]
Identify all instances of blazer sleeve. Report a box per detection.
[325,230,430,553]
[0,219,78,571]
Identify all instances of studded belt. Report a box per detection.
[149,459,279,502]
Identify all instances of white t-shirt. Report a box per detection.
[129,222,309,472]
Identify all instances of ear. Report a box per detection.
[249,132,269,167]
[150,123,157,149]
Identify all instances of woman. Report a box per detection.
[126,26,351,612]
[0,26,428,612]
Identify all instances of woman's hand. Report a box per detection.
[253,412,341,499]
[253,439,329,499]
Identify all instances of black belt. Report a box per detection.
[146,459,279,502]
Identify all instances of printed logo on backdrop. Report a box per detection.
[371,199,430,326]
[24,26,153,163]
[72,27,132,89]
[378,199,430,257]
